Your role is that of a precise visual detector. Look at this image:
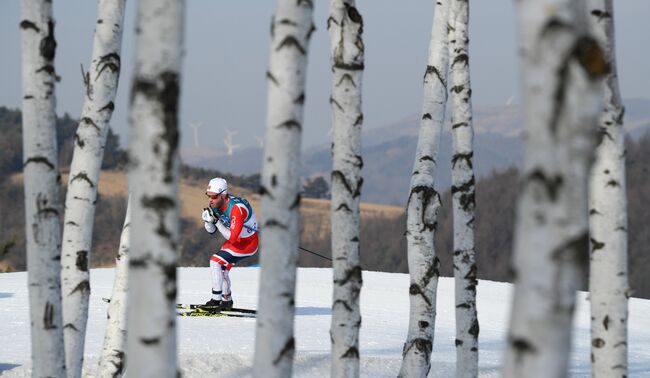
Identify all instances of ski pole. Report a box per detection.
[298,245,332,262]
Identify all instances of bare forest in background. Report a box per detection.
[1,106,649,298]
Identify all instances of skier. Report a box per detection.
[201,177,258,310]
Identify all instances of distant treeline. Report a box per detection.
[1,106,649,299]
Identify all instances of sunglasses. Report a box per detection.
[206,192,223,200]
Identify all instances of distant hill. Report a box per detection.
[185,98,650,205]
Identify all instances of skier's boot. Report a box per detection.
[219,294,233,311]
[200,298,221,311]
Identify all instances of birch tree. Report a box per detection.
[20,1,66,376]
[587,1,629,376]
[448,0,478,376]
[253,1,314,377]
[97,197,131,378]
[61,1,126,376]
[503,1,608,377]
[328,1,364,376]
[126,0,184,376]
[398,1,449,377]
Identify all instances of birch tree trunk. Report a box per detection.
[20,1,66,376]
[448,0,478,376]
[126,1,184,376]
[253,1,314,377]
[586,1,629,376]
[61,1,126,376]
[503,1,608,377]
[398,1,449,377]
[97,196,131,378]
[328,1,364,377]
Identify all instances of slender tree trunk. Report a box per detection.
[97,196,131,378]
[503,1,608,377]
[20,1,66,376]
[126,1,184,377]
[253,1,314,377]
[587,1,629,376]
[398,1,449,377]
[448,1,478,376]
[61,1,126,376]
[328,1,364,377]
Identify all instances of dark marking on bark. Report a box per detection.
[409,283,432,306]
[606,179,620,187]
[336,203,352,213]
[294,92,305,104]
[80,117,101,132]
[332,170,363,198]
[333,299,353,312]
[603,315,610,331]
[572,36,609,78]
[597,127,613,146]
[420,155,434,162]
[141,337,160,345]
[276,119,302,131]
[330,96,344,112]
[527,169,563,201]
[141,195,176,241]
[327,16,338,30]
[99,101,115,112]
[75,133,86,148]
[510,337,537,361]
[44,302,56,329]
[456,303,470,309]
[266,71,279,86]
[24,95,34,100]
[109,351,125,376]
[71,172,95,188]
[40,21,57,61]
[276,36,306,55]
[552,232,589,270]
[271,174,277,187]
[590,237,605,253]
[64,323,79,331]
[35,65,56,75]
[592,338,605,348]
[590,208,601,216]
[131,71,180,183]
[334,265,362,287]
[265,219,288,229]
[307,23,316,41]
[590,9,612,22]
[451,85,464,94]
[272,337,295,365]
[258,185,274,200]
[451,152,473,169]
[408,185,440,232]
[96,52,121,81]
[455,339,463,346]
[418,321,429,329]
[341,346,359,359]
[163,262,177,301]
[468,318,479,337]
[452,121,468,129]
[76,250,89,272]
[452,53,468,68]
[70,280,90,296]
[424,65,446,88]
[354,114,363,127]
[24,156,55,170]
[66,221,79,226]
[20,20,40,32]
[289,194,301,210]
[422,113,432,120]
[335,73,356,88]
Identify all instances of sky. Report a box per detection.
[1,267,649,376]
[1,1,649,157]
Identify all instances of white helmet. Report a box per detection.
[206,177,227,195]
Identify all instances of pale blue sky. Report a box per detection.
[1,1,648,154]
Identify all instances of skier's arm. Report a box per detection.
[225,205,246,243]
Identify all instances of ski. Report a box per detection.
[177,308,255,318]
[175,303,257,314]
[102,297,257,315]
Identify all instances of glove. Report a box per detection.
[204,222,216,234]
[202,208,216,224]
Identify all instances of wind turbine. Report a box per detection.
[188,122,203,147]
[224,128,240,156]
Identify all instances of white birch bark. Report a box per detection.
[586,1,629,376]
[503,1,608,377]
[126,1,184,377]
[448,1,478,376]
[61,2,126,376]
[328,1,364,377]
[398,1,449,377]
[253,1,314,377]
[20,1,66,376]
[97,196,131,378]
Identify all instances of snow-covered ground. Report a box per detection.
[1,267,649,377]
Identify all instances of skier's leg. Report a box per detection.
[221,265,232,299]
[209,256,225,301]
